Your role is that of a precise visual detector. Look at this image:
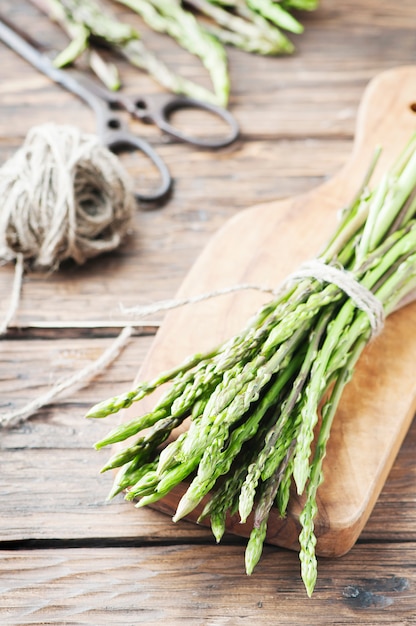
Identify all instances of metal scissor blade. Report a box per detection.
[0,17,100,112]
[0,15,173,205]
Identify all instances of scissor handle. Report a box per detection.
[132,94,240,148]
[70,77,239,148]
[100,119,173,204]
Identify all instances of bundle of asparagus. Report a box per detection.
[88,134,416,595]
[32,0,318,104]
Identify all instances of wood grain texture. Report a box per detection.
[1,0,416,324]
[124,66,416,558]
[0,0,416,620]
[1,545,416,625]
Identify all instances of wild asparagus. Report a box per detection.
[89,133,416,595]
[115,0,230,106]
[34,0,318,103]
[187,0,294,55]
[246,0,305,34]
[32,0,222,103]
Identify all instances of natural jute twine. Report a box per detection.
[0,123,136,427]
[0,123,136,272]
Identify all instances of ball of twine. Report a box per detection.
[0,123,136,270]
[0,123,138,428]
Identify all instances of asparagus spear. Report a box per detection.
[246,0,305,34]
[115,0,230,106]
[31,0,222,103]
[89,133,416,595]
[282,0,319,10]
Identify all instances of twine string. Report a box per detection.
[0,326,133,429]
[288,259,385,336]
[122,259,387,337]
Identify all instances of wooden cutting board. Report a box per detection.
[121,66,416,558]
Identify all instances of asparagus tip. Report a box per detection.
[106,485,121,501]
[85,403,110,419]
[172,493,199,522]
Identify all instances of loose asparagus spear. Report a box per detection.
[31,0,222,103]
[33,0,319,101]
[115,0,230,106]
[246,0,305,34]
[187,0,294,54]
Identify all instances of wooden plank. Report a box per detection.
[0,334,214,542]
[0,336,153,422]
[0,332,210,542]
[119,66,416,558]
[0,544,415,623]
[0,447,217,543]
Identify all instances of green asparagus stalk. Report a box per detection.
[246,0,305,34]
[187,0,294,55]
[283,0,319,9]
[88,49,121,90]
[89,133,416,595]
[115,0,230,106]
[31,0,222,103]
[34,0,318,102]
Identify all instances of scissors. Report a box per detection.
[0,17,240,204]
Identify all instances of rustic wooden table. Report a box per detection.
[1,1,416,624]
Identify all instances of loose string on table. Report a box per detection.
[121,259,387,337]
